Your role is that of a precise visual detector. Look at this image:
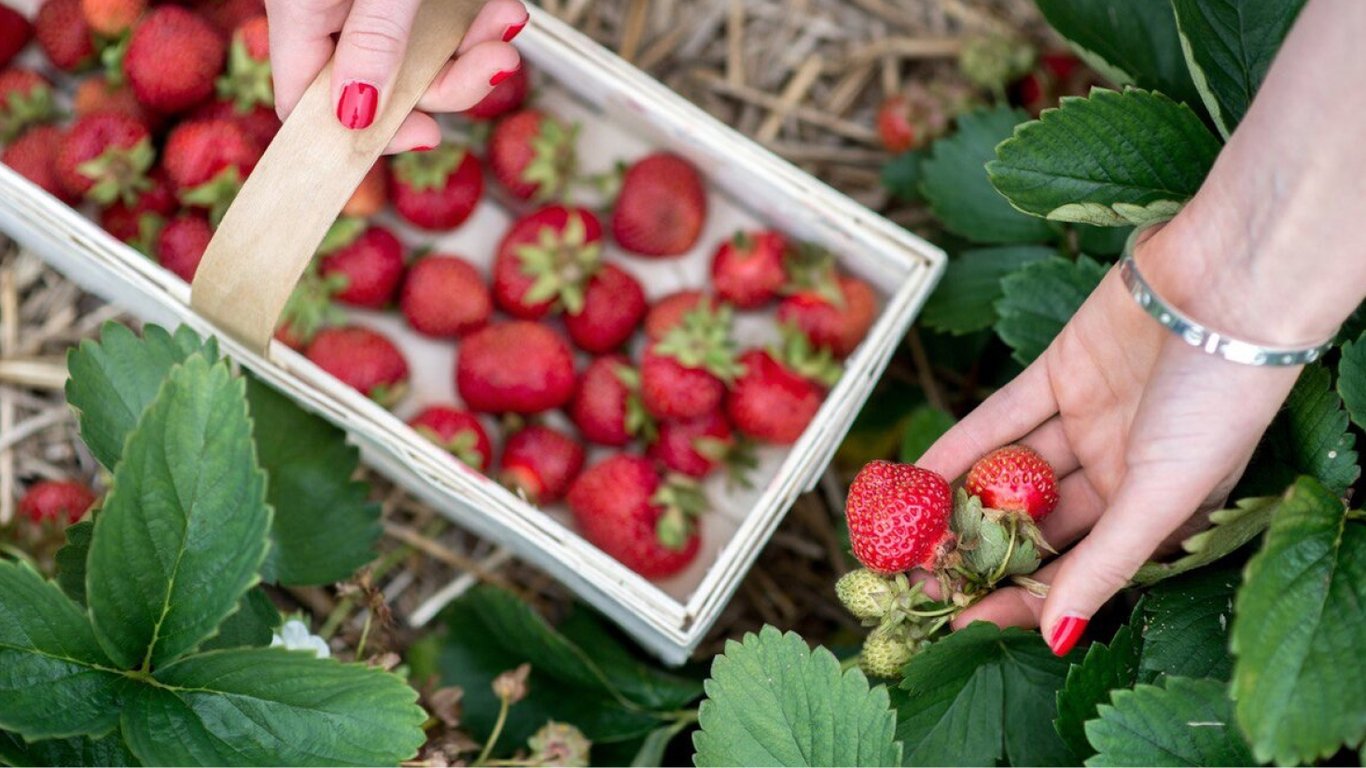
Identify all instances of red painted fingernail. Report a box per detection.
[1048,615,1088,656]
[412,145,436,152]
[503,15,528,42]
[489,66,520,86]
[337,81,378,130]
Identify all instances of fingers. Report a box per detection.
[384,112,442,155]
[1038,470,1105,550]
[951,558,1060,630]
[1018,417,1079,477]
[459,0,529,55]
[267,0,350,119]
[332,0,423,129]
[416,40,521,113]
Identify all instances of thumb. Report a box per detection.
[333,0,422,130]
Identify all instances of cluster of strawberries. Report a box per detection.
[0,0,877,580]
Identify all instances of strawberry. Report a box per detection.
[725,349,823,445]
[492,205,602,320]
[500,424,585,504]
[711,230,787,309]
[564,263,645,353]
[487,108,576,201]
[845,460,954,574]
[463,62,529,120]
[570,356,651,447]
[641,301,743,421]
[567,454,704,579]
[456,321,575,414]
[611,152,706,257]
[964,444,1059,522]
[1,70,56,146]
[98,165,174,249]
[154,211,211,281]
[873,82,976,154]
[2,124,73,203]
[81,0,146,37]
[202,0,263,36]
[343,159,388,218]
[189,97,280,150]
[644,289,703,342]
[275,265,346,350]
[647,409,745,480]
[35,0,96,72]
[388,143,483,230]
[74,75,156,127]
[19,479,97,525]
[124,6,226,114]
[860,624,917,679]
[409,405,492,471]
[875,93,917,154]
[163,118,260,217]
[306,326,410,407]
[0,5,32,70]
[399,253,491,338]
[777,274,876,358]
[317,221,406,309]
[54,113,154,204]
[215,15,271,111]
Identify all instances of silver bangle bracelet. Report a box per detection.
[1118,227,1336,366]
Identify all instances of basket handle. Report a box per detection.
[190,0,484,353]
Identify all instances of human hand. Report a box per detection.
[266,0,527,153]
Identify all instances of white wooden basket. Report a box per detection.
[0,0,944,663]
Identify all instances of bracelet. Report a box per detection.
[1118,227,1335,366]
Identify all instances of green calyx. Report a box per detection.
[316,216,367,257]
[950,488,1049,590]
[782,242,844,308]
[615,363,657,443]
[78,137,155,207]
[651,474,707,551]
[1,84,57,143]
[654,301,746,382]
[128,212,166,257]
[516,210,602,314]
[393,144,465,191]
[695,434,757,488]
[278,266,347,347]
[416,426,483,469]
[522,116,579,203]
[772,323,843,388]
[178,166,246,226]
[98,34,129,86]
[216,37,274,111]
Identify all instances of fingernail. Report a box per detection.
[337,81,378,130]
[1047,615,1088,656]
[489,67,520,87]
[412,145,436,152]
[503,14,528,42]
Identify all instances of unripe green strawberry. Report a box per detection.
[835,568,895,621]
[860,625,916,679]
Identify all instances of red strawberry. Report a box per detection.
[874,83,975,154]
[215,15,271,111]
[463,62,529,120]
[0,69,56,143]
[99,165,174,249]
[399,253,491,338]
[2,124,73,203]
[0,5,32,69]
[456,321,575,414]
[500,424,585,504]
[19,479,97,525]
[964,444,1059,522]
[35,0,96,72]
[73,75,156,127]
[846,460,954,574]
[54,113,154,204]
[565,263,645,353]
[306,326,410,407]
[155,211,211,281]
[388,143,483,230]
[317,222,406,309]
[644,290,703,342]
[81,0,146,37]
[641,301,742,421]
[163,118,260,216]
[487,108,576,201]
[876,94,917,154]
[611,152,705,257]
[343,159,388,218]
[570,356,652,447]
[725,349,823,444]
[778,274,876,358]
[275,265,346,350]
[711,230,787,309]
[409,405,492,471]
[567,454,704,579]
[203,0,263,36]
[189,98,281,150]
[647,409,738,479]
[492,205,602,320]
[124,6,226,114]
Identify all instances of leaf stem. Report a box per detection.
[988,516,1018,585]
[474,695,512,767]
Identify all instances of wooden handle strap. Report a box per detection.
[190,0,483,353]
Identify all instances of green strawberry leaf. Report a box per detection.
[994,255,1107,365]
[0,730,138,767]
[119,648,426,766]
[1240,364,1361,497]
[895,621,1079,766]
[1033,0,1201,108]
[55,519,95,606]
[198,587,281,652]
[1084,677,1252,766]
[881,149,927,203]
[1230,476,1366,765]
[1054,625,1141,760]
[921,245,1056,335]
[1337,332,1366,431]
[86,355,271,670]
[1136,567,1238,682]
[0,560,126,740]
[1132,496,1277,585]
[1170,0,1306,137]
[899,405,956,464]
[919,106,1057,244]
[694,625,900,767]
[988,89,1221,227]
[245,376,381,586]
[65,322,217,471]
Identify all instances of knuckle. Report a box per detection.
[342,13,407,57]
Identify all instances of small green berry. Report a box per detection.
[836,568,895,621]
[859,627,916,679]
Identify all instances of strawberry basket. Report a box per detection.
[0,0,943,663]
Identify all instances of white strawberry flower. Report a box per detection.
[271,618,331,659]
